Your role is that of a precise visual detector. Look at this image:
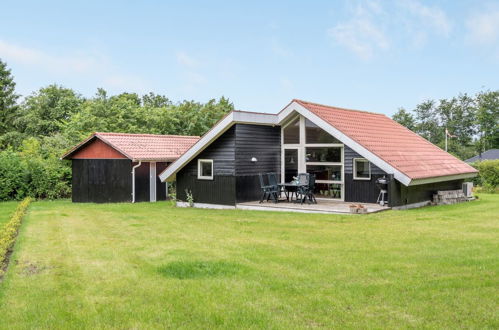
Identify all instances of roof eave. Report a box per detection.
[407,172,478,186]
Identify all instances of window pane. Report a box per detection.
[305,119,340,144]
[200,161,212,177]
[284,149,298,182]
[306,164,342,181]
[355,159,370,178]
[283,117,300,144]
[306,147,341,163]
[314,183,342,199]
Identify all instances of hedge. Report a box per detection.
[0,197,32,276]
[471,160,499,193]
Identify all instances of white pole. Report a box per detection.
[131,161,142,203]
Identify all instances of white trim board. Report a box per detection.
[159,111,277,182]
[149,162,156,202]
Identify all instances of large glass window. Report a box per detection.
[306,164,342,182]
[305,119,340,144]
[353,158,371,180]
[283,117,300,144]
[306,147,341,163]
[284,149,298,182]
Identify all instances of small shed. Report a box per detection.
[62,132,199,203]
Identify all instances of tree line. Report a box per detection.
[0,58,497,200]
[0,59,233,200]
[392,91,498,160]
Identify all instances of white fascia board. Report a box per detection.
[159,111,277,182]
[278,101,413,186]
[233,111,278,125]
[408,172,477,186]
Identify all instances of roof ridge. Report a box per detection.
[293,99,385,116]
[95,132,200,138]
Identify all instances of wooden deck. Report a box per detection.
[237,199,390,214]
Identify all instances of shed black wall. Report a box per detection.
[72,159,132,203]
[134,162,150,202]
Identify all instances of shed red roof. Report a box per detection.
[294,99,478,180]
[62,132,200,161]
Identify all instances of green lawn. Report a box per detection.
[0,201,18,228]
[0,196,498,329]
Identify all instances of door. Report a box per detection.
[282,148,299,182]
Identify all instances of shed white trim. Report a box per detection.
[149,162,156,202]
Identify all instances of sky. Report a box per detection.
[0,0,498,116]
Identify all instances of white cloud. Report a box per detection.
[328,2,389,60]
[327,0,452,58]
[466,10,499,44]
[0,39,149,93]
[399,0,451,37]
[176,51,199,68]
[0,40,100,73]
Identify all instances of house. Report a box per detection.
[465,149,499,163]
[62,132,199,203]
[159,99,478,209]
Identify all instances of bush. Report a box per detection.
[0,197,32,275]
[0,144,71,201]
[472,160,499,193]
[0,150,29,200]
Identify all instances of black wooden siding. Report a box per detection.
[343,146,386,203]
[181,126,236,176]
[156,162,169,200]
[235,124,281,203]
[176,126,236,205]
[175,124,280,205]
[72,159,132,203]
[344,146,384,174]
[133,162,150,202]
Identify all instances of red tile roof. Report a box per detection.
[294,99,478,180]
[62,132,200,161]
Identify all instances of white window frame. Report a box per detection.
[353,158,371,180]
[197,159,213,180]
[281,115,345,201]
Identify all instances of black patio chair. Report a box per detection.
[266,172,281,203]
[297,174,317,204]
[259,173,279,203]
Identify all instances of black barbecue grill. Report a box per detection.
[376,176,388,206]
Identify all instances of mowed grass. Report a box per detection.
[0,201,18,227]
[0,196,498,329]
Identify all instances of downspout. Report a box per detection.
[131,161,142,203]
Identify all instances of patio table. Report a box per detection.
[278,182,306,202]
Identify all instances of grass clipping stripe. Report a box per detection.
[0,198,32,276]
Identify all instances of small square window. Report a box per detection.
[353,158,371,180]
[198,159,213,180]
